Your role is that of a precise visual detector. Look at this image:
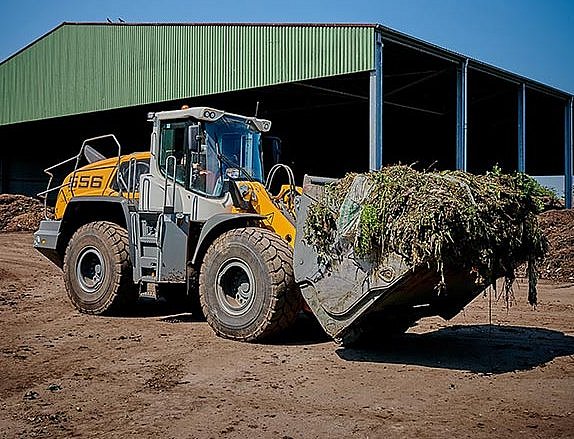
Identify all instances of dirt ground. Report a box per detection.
[1,232,573,438]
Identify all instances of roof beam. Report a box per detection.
[383,101,444,116]
[384,69,446,98]
[292,83,368,101]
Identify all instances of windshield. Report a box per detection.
[157,115,265,198]
[205,115,264,183]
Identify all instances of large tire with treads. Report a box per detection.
[199,227,302,342]
[63,221,138,315]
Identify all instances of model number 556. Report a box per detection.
[71,175,103,189]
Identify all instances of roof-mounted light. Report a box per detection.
[203,110,218,119]
[190,107,224,122]
[251,118,272,132]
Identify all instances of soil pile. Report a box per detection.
[0,194,51,232]
[538,209,574,282]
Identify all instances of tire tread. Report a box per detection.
[63,221,137,315]
[199,227,302,342]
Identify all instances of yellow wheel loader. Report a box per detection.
[34,107,490,343]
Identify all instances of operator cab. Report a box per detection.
[150,107,271,199]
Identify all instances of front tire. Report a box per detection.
[199,227,301,342]
[63,221,137,314]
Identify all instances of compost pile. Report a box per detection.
[304,165,549,305]
[538,209,574,282]
[0,194,51,232]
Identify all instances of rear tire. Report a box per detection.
[63,221,137,314]
[199,227,301,342]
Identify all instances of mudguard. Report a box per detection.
[190,213,265,265]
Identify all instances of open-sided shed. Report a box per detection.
[0,23,572,206]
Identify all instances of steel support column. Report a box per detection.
[517,84,526,173]
[565,96,573,208]
[369,31,383,171]
[456,59,468,170]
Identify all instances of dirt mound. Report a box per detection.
[538,209,574,282]
[0,194,51,232]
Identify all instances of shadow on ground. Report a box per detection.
[120,297,201,320]
[337,324,574,374]
[271,313,331,345]
[121,299,331,344]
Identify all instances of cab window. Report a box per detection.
[159,121,223,197]
[159,121,188,185]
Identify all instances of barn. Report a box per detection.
[0,23,572,206]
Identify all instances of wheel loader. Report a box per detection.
[34,106,489,343]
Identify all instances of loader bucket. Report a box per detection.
[293,175,486,343]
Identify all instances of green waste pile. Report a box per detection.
[304,165,551,305]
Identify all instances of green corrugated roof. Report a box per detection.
[0,23,375,126]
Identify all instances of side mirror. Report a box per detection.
[270,137,282,164]
[262,136,282,180]
[187,124,200,152]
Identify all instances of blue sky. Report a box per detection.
[1,0,573,93]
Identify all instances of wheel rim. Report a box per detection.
[215,258,256,316]
[76,246,105,293]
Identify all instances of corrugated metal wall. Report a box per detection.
[0,24,374,126]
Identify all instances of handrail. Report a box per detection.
[37,154,82,218]
[117,156,139,204]
[141,177,151,211]
[163,155,177,212]
[37,134,123,219]
[156,213,164,280]
[128,157,138,204]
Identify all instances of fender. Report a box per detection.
[60,197,134,264]
[190,213,264,265]
[62,196,135,261]
[62,196,132,231]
